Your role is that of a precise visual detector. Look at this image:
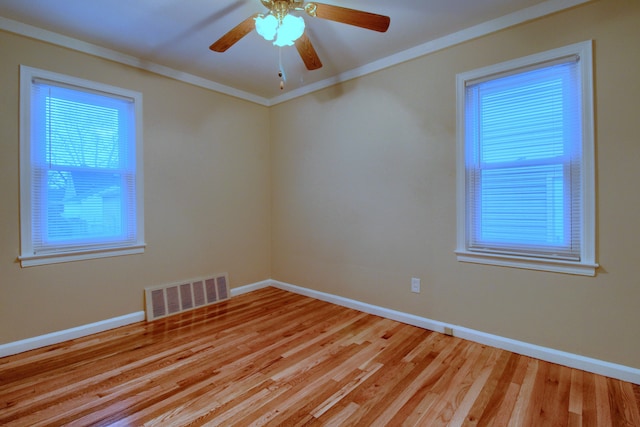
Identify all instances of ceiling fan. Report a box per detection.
[209,0,391,71]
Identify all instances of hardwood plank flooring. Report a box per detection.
[1,287,639,426]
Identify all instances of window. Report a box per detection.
[19,66,144,267]
[455,41,597,276]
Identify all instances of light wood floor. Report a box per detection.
[1,287,639,426]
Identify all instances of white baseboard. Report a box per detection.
[0,311,145,358]
[268,279,640,385]
[0,280,272,358]
[3,279,638,385]
[231,280,273,296]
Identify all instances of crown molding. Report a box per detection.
[270,0,593,105]
[0,16,270,106]
[1,0,592,106]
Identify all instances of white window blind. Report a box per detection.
[30,81,137,253]
[20,66,144,266]
[465,59,581,260]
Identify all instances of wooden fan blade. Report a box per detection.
[308,3,390,32]
[295,33,323,70]
[209,14,258,52]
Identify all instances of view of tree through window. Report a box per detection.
[43,93,125,242]
[20,66,143,266]
[28,79,138,254]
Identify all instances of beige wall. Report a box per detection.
[271,0,640,369]
[0,32,271,343]
[2,0,638,371]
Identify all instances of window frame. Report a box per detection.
[455,41,597,276]
[19,65,145,267]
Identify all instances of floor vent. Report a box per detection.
[144,273,230,321]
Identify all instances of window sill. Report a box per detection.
[455,250,598,276]
[19,244,146,267]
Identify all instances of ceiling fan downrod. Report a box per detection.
[273,1,291,22]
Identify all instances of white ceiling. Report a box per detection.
[0,0,588,104]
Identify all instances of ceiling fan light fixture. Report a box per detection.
[255,13,305,47]
[255,14,278,41]
[274,14,305,46]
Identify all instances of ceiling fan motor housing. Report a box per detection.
[260,0,306,14]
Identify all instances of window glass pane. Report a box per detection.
[476,164,566,247]
[456,42,595,274]
[44,170,125,243]
[465,59,580,259]
[31,81,136,251]
[46,94,122,168]
[477,64,570,165]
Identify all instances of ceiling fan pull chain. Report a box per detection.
[278,47,287,90]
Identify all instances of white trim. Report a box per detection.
[0,280,267,357]
[266,0,593,105]
[270,280,448,332]
[0,16,270,107]
[455,40,597,276]
[230,279,273,296]
[19,244,147,267]
[3,278,637,384]
[1,0,592,106]
[269,279,640,385]
[19,65,146,267]
[0,281,271,357]
[0,311,145,358]
[455,251,598,276]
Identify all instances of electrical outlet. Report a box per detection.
[411,277,420,293]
